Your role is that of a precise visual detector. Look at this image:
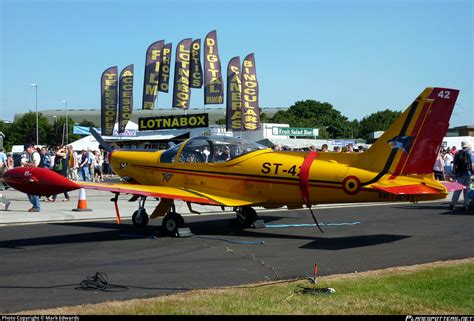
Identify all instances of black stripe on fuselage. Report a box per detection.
[360,99,420,186]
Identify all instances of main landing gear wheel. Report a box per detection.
[236,206,258,227]
[132,209,149,227]
[161,212,185,236]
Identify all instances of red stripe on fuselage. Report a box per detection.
[299,151,318,204]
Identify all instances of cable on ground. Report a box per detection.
[264,221,360,228]
[76,272,128,292]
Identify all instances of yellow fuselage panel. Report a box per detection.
[109,150,445,206]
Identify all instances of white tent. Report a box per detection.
[69,135,100,151]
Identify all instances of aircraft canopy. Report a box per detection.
[160,135,268,164]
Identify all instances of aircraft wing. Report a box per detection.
[78,182,262,207]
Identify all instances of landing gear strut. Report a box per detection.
[236,206,258,227]
[132,196,149,227]
[129,197,186,236]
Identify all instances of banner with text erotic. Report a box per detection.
[172,38,192,110]
[226,57,242,131]
[158,43,173,93]
[142,40,164,110]
[190,39,203,88]
[204,30,224,104]
[241,53,260,131]
[118,64,134,133]
[101,66,118,136]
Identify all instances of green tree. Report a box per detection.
[215,119,226,125]
[359,109,402,140]
[47,116,81,146]
[269,100,354,139]
[78,119,98,128]
[6,112,52,147]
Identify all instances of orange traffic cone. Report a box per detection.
[72,188,92,212]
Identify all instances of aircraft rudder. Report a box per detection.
[357,87,459,177]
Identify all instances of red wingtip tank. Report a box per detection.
[3,167,80,196]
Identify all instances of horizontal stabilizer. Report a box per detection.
[440,181,466,192]
[371,184,440,195]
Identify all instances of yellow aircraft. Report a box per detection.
[4,87,462,235]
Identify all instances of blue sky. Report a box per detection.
[1,0,472,127]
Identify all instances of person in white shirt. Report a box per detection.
[432,150,445,181]
[443,150,454,179]
[21,143,41,212]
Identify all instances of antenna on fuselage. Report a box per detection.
[89,127,112,153]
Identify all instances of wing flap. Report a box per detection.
[440,181,466,192]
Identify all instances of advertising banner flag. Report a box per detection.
[241,53,260,130]
[142,40,164,110]
[158,43,172,93]
[204,30,224,104]
[190,39,203,88]
[226,57,242,131]
[118,64,134,133]
[172,38,192,110]
[101,66,118,136]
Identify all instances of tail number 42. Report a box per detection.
[437,90,451,99]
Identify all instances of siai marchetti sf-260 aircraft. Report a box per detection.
[4,87,464,235]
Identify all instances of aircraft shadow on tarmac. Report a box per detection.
[0,216,410,250]
[299,234,410,250]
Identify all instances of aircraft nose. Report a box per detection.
[3,167,35,189]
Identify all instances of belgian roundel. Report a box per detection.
[342,176,361,195]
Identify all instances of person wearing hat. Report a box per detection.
[21,143,42,212]
[449,141,472,211]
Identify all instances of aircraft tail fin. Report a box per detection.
[357,87,459,179]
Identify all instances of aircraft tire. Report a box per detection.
[162,212,185,236]
[132,209,149,227]
[236,207,257,227]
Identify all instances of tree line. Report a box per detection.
[0,112,98,151]
[1,100,402,151]
[219,99,402,140]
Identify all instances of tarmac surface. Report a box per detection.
[0,186,473,313]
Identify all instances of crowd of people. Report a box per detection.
[272,143,365,153]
